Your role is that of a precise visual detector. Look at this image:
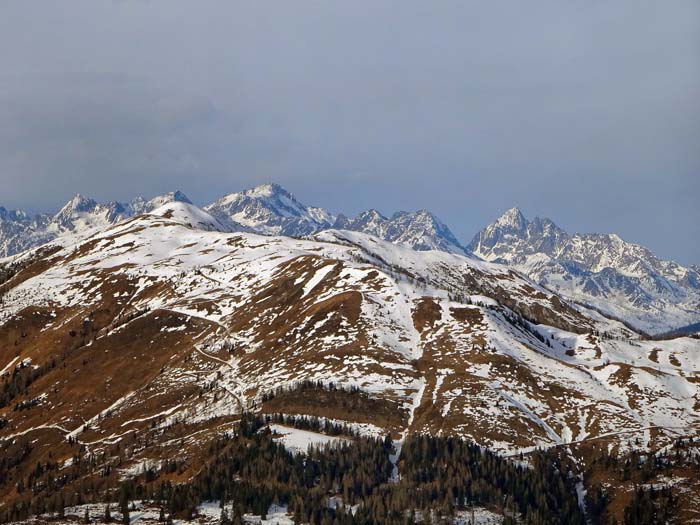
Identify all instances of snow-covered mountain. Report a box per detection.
[204,183,335,236]
[0,207,53,258]
[48,190,193,235]
[468,208,700,334]
[3,184,465,259]
[204,183,467,254]
[149,200,227,232]
[1,200,698,519]
[334,208,465,254]
[0,191,191,258]
[1,203,697,476]
[4,184,697,335]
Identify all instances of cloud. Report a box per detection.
[0,1,698,263]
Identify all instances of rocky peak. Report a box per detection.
[494,207,528,232]
[381,209,464,253]
[468,208,700,333]
[63,194,98,213]
[333,209,388,236]
[0,207,30,223]
[140,190,193,213]
[204,183,335,236]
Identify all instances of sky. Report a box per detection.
[0,1,698,264]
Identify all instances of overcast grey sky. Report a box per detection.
[1,1,698,264]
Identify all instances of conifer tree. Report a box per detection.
[119,486,130,525]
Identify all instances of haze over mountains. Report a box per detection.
[2,183,697,335]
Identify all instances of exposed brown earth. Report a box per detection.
[0,211,698,517]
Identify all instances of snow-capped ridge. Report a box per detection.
[204,183,467,253]
[333,207,465,254]
[468,209,700,333]
[494,207,528,231]
[63,194,98,213]
[2,183,466,258]
[205,183,335,236]
[143,190,192,209]
[148,201,226,232]
[3,184,696,335]
[242,182,287,198]
[2,214,697,468]
[0,190,196,259]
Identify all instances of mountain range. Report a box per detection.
[468,208,700,334]
[2,183,697,335]
[1,198,698,521]
[0,191,192,259]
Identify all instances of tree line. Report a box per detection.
[0,412,691,524]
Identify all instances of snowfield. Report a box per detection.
[268,424,349,454]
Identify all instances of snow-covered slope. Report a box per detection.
[0,191,192,258]
[4,185,697,336]
[468,208,700,334]
[149,201,227,232]
[1,209,697,463]
[1,204,698,515]
[3,183,466,260]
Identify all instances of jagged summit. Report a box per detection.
[63,193,97,212]
[148,189,192,206]
[1,183,466,258]
[240,182,288,198]
[127,190,192,216]
[205,183,335,236]
[494,207,528,231]
[469,209,700,333]
[204,183,466,253]
[384,209,464,253]
[3,184,697,333]
[218,182,300,203]
[468,208,567,263]
[0,190,193,259]
[333,209,388,236]
[334,207,465,254]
